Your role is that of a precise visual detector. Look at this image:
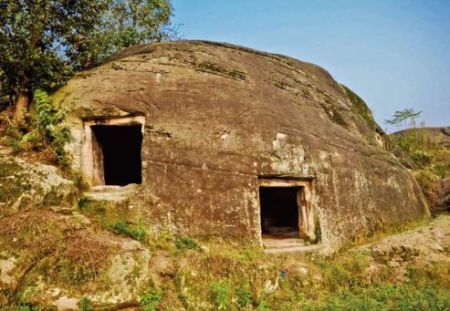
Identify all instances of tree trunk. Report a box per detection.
[14,92,30,126]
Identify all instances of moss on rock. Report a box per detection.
[341,84,379,131]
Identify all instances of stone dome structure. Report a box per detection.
[54,41,429,252]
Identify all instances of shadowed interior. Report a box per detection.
[259,187,300,238]
[92,124,143,186]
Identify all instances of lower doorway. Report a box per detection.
[259,186,301,239]
[258,177,319,251]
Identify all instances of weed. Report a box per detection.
[140,288,161,311]
[108,220,147,241]
[237,287,253,307]
[79,297,93,311]
[257,300,271,311]
[319,284,450,311]
[77,197,89,210]
[411,150,431,167]
[433,163,450,178]
[176,237,199,251]
[210,281,232,310]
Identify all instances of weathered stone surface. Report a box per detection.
[53,40,429,251]
[0,208,155,309]
[0,155,76,217]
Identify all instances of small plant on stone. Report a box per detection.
[77,197,89,210]
[108,220,147,241]
[79,297,93,311]
[140,288,161,311]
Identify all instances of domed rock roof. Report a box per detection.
[54,41,429,251]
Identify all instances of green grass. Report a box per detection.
[79,297,93,311]
[108,220,147,241]
[140,288,161,311]
[175,237,199,251]
[210,281,232,310]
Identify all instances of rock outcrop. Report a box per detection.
[51,40,429,251]
[0,156,161,309]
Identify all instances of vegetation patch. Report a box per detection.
[342,84,378,131]
[140,288,162,311]
[390,126,450,210]
[0,210,64,256]
[210,281,232,310]
[0,90,71,167]
[79,296,93,311]
[108,220,148,241]
[2,215,449,310]
[195,62,247,81]
[175,237,199,251]
[320,102,347,127]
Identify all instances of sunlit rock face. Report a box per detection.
[53,40,429,251]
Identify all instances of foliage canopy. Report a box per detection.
[0,0,173,118]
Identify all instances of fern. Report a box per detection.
[33,89,70,165]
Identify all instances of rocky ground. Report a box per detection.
[358,213,449,283]
[0,153,449,310]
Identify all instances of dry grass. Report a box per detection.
[63,229,113,280]
[0,210,63,255]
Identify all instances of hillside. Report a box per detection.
[390,127,450,211]
[0,153,448,310]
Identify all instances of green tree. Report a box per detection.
[0,0,173,125]
[385,108,422,129]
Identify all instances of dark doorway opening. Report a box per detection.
[259,187,301,239]
[92,124,143,186]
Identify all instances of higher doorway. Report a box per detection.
[92,124,143,186]
[259,186,303,239]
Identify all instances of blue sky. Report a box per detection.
[171,0,450,132]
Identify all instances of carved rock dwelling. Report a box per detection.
[53,41,429,252]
